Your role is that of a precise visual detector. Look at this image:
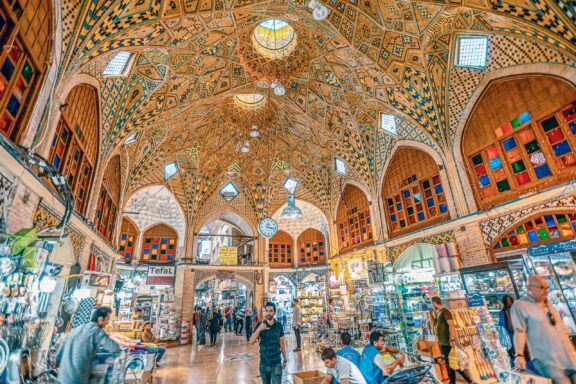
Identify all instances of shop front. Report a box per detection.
[268,273,296,329]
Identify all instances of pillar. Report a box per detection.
[175,266,196,330]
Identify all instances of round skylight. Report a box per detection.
[252,19,297,60]
[234,93,266,109]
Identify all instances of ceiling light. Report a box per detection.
[271,80,286,96]
[239,140,250,153]
[308,0,330,21]
[280,194,303,219]
[249,125,260,138]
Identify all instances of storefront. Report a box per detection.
[269,274,295,329]
[297,272,326,334]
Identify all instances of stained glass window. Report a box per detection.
[336,186,373,252]
[142,236,177,261]
[492,212,576,252]
[298,229,326,266]
[234,93,266,109]
[268,231,293,266]
[119,233,135,262]
[94,187,118,242]
[469,102,576,201]
[252,19,297,59]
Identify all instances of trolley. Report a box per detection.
[383,352,441,384]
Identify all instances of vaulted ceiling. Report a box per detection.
[59,0,576,225]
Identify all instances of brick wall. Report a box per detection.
[454,222,492,267]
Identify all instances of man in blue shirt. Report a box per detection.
[359,331,405,383]
[337,332,360,367]
[250,302,287,384]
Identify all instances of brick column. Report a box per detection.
[454,223,492,267]
[175,267,196,328]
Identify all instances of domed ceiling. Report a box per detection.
[60,0,576,226]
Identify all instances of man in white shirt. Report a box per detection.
[321,348,366,384]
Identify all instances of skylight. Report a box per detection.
[334,158,346,175]
[220,182,240,202]
[102,51,133,76]
[164,162,179,180]
[380,113,397,135]
[252,19,297,60]
[124,132,138,145]
[457,36,488,68]
[283,177,298,194]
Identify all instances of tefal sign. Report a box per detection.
[147,266,175,285]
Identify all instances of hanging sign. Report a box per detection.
[258,217,278,238]
[528,239,576,257]
[147,265,175,285]
[220,247,238,265]
[465,293,484,307]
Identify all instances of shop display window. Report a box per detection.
[336,185,373,253]
[48,85,99,214]
[268,230,293,267]
[298,229,326,266]
[463,76,576,208]
[491,211,576,253]
[140,224,178,262]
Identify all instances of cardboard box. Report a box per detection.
[293,370,325,384]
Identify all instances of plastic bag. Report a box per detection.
[456,347,470,370]
[449,348,460,370]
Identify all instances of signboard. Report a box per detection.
[465,293,484,307]
[147,265,175,285]
[220,247,238,265]
[347,258,368,280]
[82,271,111,288]
[528,239,576,257]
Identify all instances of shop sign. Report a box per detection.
[147,266,175,285]
[220,247,238,265]
[465,293,484,307]
[347,258,368,280]
[528,239,576,257]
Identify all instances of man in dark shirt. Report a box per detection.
[250,301,287,384]
[431,296,473,384]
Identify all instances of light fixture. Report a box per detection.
[239,140,250,153]
[249,125,260,138]
[271,80,286,96]
[308,0,330,21]
[280,194,303,219]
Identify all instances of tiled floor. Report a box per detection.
[153,331,325,383]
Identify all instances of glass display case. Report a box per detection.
[459,263,520,323]
[437,272,464,300]
[531,253,576,334]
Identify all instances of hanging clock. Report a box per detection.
[258,217,278,239]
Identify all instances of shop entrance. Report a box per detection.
[269,275,296,330]
[194,278,251,310]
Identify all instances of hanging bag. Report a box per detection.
[456,347,470,370]
[449,347,460,370]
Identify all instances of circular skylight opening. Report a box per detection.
[252,19,297,60]
[234,93,266,109]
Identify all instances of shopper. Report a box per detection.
[224,305,233,332]
[280,305,287,331]
[431,296,474,384]
[327,298,335,328]
[320,347,366,384]
[208,307,222,346]
[198,307,208,345]
[359,331,405,383]
[250,301,287,384]
[233,305,239,333]
[141,322,166,366]
[511,275,576,383]
[56,306,120,384]
[292,298,302,352]
[193,307,200,341]
[246,306,254,341]
[498,294,516,362]
[236,305,246,335]
[132,308,142,320]
[337,332,360,367]
[277,306,286,331]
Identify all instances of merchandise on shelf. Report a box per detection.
[298,275,326,333]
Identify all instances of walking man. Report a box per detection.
[512,275,576,383]
[292,298,302,352]
[224,305,233,332]
[250,302,287,384]
[431,296,474,384]
[236,305,246,335]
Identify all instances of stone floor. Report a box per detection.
[153,330,325,383]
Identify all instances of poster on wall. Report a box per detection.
[147,265,175,285]
[347,258,368,280]
[220,247,238,265]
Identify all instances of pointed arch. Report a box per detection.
[297,228,326,266]
[268,230,294,268]
[140,223,178,263]
[335,184,374,254]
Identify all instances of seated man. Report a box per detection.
[359,331,405,384]
[141,322,166,367]
[321,348,366,384]
[337,332,360,367]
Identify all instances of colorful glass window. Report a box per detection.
[94,187,118,242]
[268,231,293,266]
[119,233,135,261]
[142,236,176,261]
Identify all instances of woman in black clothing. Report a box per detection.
[208,308,222,346]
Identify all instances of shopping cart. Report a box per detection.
[382,352,441,384]
[89,350,128,384]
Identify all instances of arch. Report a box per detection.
[268,230,294,267]
[459,74,576,209]
[333,179,375,224]
[453,65,576,210]
[140,223,178,263]
[393,243,438,272]
[194,273,255,292]
[490,210,576,255]
[271,198,329,240]
[194,207,256,237]
[297,228,326,266]
[380,146,452,238]
[335,184,374,254]
[118,216,139,262]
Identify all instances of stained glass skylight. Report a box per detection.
[164,162,179,180]
[124,132,138,145]
[283,177,298,194]
[234,93,266,109]
[252,19,297,60]
[102,51,133,76]
[220,181,239,202]
[334,158,347,175]
[457,37,488,68]
[380,113,397,135]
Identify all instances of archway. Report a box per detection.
[335,184,374,254]
[140,223,178,263]
[196,210,255,266]
[268,230,294,267]
[297,228,326,266]
[269,274,296,330]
